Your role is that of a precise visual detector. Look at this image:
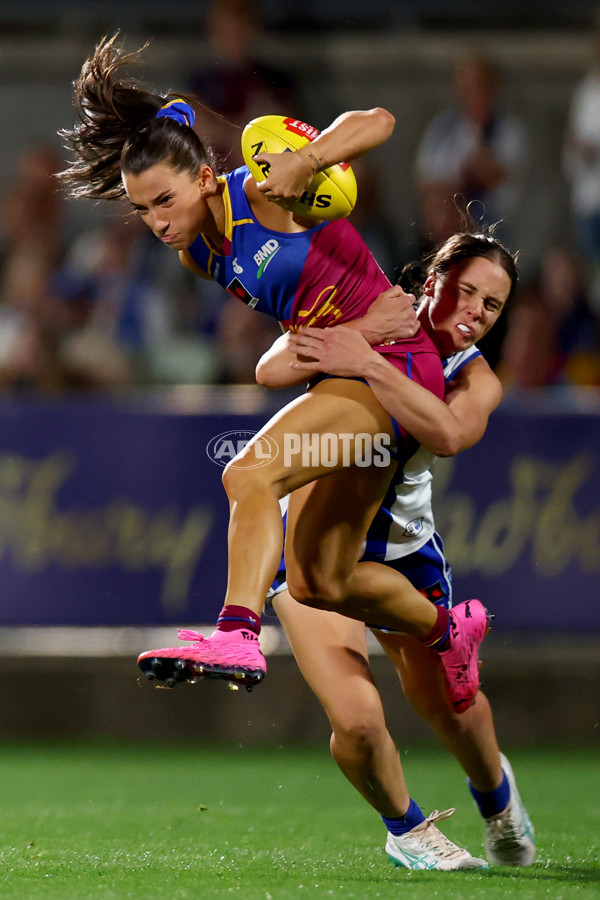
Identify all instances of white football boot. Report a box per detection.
[386,808,488,870]
[484,753,536,866]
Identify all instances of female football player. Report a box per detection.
[59,34,516,712]
[255,233,534,870]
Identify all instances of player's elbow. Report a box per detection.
[255,361,274,388]
[256,357,307,390]
[427,428,466,458]
[433,426,484,457]
[371,107,396,140]
[255,360,292,389]
[433,439,461,458]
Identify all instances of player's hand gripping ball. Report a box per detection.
[241,115,357,220]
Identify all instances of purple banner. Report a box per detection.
[0,391,599,632]
[434,398,600,632]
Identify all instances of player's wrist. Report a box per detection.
[296,145,322,174]
[362,351,391,383]
[343,316,369,341]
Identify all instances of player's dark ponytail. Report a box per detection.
[58,33,214,201]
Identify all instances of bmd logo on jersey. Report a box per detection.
[206,430,279,469]
[253,239,281,278]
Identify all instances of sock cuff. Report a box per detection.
[381,798,426,835]
[468,770,510,819]
[217,604,261,634]
[421,606,451,648]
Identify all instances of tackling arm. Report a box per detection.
[287,327,502,456]
[256,286,419,388]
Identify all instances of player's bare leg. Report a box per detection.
[377,633,535,865]
[139,379,394,686]
[140,379,431,684]
[275,595,411,815]
[139,379,489,702]
[274,592,487,869]
[285,465,491,712]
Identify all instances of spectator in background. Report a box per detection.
[0,142,66,266]
[213,296,282,385]
[347,158,401,280]
[59,216,217,386]
[0,247,121,392]
[563,9,600,312]
[185,0,305,382]
[415,54,528,252]
[498,245,600,389]
[0,145,99,393]
[190,0,301,168]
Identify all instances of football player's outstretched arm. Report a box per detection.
[254,108,395,204]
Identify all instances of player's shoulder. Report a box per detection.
[443,345,482,381]
[446,349,501,401]
[179,249,213,279]
[220,165,251,195]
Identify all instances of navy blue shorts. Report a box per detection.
[266,531,453,615]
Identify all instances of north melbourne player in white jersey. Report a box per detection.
[269,344,481,608]
[362,346,481,563]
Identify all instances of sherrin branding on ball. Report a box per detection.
[241,114,357,220]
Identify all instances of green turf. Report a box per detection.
[0,743,596,899]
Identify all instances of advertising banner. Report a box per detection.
[0,393,598,632]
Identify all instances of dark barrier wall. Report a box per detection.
[0,391,599,632]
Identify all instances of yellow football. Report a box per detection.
[241,114,357,220]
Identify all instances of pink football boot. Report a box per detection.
[437,599,492,713]
[137,628,266,690]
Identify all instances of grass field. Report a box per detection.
[0,742,597,900]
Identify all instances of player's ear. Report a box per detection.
[423,274,436,296]
[197,164,216,192]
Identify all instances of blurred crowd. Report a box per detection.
[1,0,600,395]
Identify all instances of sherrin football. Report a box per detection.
[241,114,357,220]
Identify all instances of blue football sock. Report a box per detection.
[468,770,510,819]
[381,798,426,835]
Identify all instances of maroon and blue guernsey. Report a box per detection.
[181,165,443,397]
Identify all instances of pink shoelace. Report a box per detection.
[177,629,206,643]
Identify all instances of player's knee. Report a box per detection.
[221,459,236,498]
[287,569,345,610]
[330,714,387,755]
[222,457,263,500]
[287,555,348,609]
